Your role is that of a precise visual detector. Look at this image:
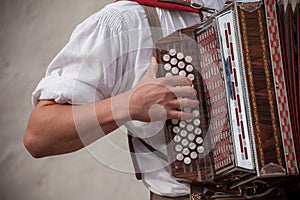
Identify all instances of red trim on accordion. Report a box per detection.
[115,0,199,13]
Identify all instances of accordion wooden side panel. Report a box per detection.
[237,1,286,176]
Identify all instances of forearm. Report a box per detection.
[24,94,130,158]
[24,58,198,158]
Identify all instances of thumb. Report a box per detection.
[139,57,158,84]
[146,57,158,79]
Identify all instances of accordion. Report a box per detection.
[155,0,300,190]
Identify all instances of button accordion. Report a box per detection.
[155,0,300,191]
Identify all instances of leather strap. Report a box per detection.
[143,5,164,43]
[127,5,164,180]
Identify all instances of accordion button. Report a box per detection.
[176,153,184,161]
[179,121,186,128]
[187,73,195,81]
[190,151,198,159]
[192,110,200,117]
[164,63,172,71]
[193,119,201,126]
[197,146,204,154]
[182,148,190,156]
[163,54,170,62]
[177,52,185,60]
[179,70,187,77]
[165,72,173,78]
[186,64,194,72]
[173,126,180,134]
[171,119,179,125]
[175,144,183,152]
[185,55,193,63]
[173,135,181,143]
[169,49,177,56]
[181,139,189,146]
[189,143,196,150]
[180,130,188,137]
[184,157,192,165]
[171,66,179,74]
[188,134,195,141]
[194,128,202,135]
[187,124,194,132]
[178,61,185,69]
[196,137,203,145]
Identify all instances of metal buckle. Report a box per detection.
[190,0,218,13]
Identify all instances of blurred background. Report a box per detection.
[0,0,149,199]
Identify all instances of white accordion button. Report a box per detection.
[185,55,193,63]
[184,157,192,165]
[176,153,184,161]
[192,110,200,117]
[173,126,180,134]
[190,151,198,160]
[188,134,195,141]
[187,124,194,132]
[170,58,178,66]
[163,54,170,62]
[171,119,179,124]
[171,66,179,74]
[165,72,173,78]
[197,146,205,154]
[194,127,202,135]
[189,142,196,150]
[164,63,172,71]
[179,121,186,128]
[181,139,189,146]
[179,70,187,77]
[182,148,190,156]
[177,52,184,60]
[186,64,194,72]
[175,144,183,152]
[173,135,181,143]
[178,61,185,69]
[180,130,188,137]
[188,73,195,81]
[196,137,203,145]
[193,119,201,126]
[169,49,177,56]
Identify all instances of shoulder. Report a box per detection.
[74,1,145,34]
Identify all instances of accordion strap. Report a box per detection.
[127,5,164,181]
[143,5,164,43]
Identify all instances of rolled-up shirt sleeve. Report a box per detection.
[32,6,130,106]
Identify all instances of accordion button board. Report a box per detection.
[154,0,299,189]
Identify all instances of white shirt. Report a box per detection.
[32,0,226,197]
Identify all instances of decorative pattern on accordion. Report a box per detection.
[264,0,298,175]
[196,24,235,174]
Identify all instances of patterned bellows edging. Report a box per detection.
[264,0,298,175]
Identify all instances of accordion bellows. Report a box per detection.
[155,0,300,189]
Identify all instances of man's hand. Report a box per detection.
[127,57,199,122]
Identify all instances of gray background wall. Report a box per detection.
[0,0,149,199]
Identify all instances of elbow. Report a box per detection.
[23,131,46,159]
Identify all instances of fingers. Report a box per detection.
[167,98,199,110]
[165,98,199,120]
[167,109,196,121]
[159,76,193,87]
[171,86,197,99]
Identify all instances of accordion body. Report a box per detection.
[155,0,300,189]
